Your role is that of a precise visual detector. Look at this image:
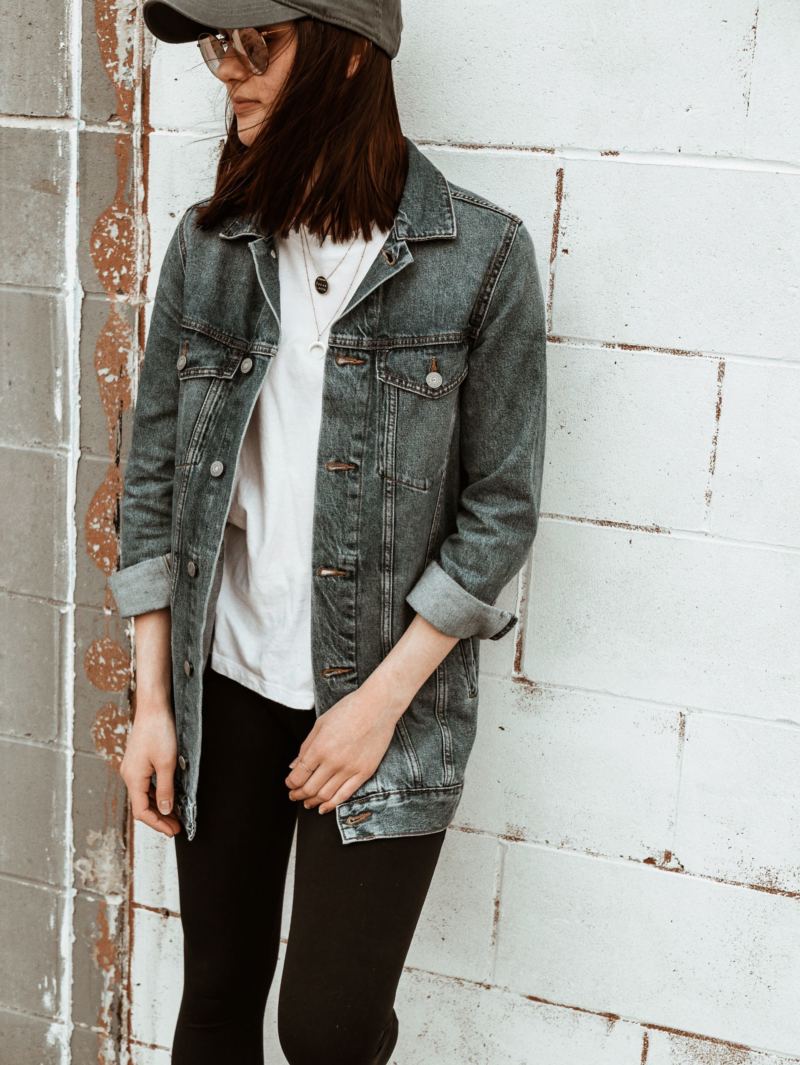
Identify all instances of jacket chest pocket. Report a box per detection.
[375,342,469,492]
[175,325,248,467]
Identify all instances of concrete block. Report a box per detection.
[455,677,681,862]
[676,712,800,893]
[551,160,800,360]
[496,843,800,1054]
[78,129,137,298]
[0,738,67,884]
[406,828,499,983]
[0,290,70,451]
[0,875,62,1016]
[0,1007,63,1065]
[524,520,800,721]
[0,128,69,288]
[398,0,757,156]
[0,592,65,744]
[72,750,127,897]
[129,905,182,1049]
[78,294,136,460]
[710,359,800,547]
[0,447,69,601]
[544,344,720,529]
[393,967,643,1065]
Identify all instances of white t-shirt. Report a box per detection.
[210,220,391,708]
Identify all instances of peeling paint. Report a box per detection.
[75,828,127,895]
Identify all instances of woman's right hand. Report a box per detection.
[119,606,182,836]
[121,697,182,836]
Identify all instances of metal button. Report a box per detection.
[187,559,197,577]
[176,353,187,371]
[178,754,187,771]
[240,357,253,374]
[270,248,277,258]
[425,371,443,388]
[210,460,224,477]
[183,659,193,677]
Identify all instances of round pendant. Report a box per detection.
[315,275,328,294]
[309,340,326,356]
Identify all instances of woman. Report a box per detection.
[109,2,547,1062]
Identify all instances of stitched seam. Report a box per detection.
[469,218,522,343]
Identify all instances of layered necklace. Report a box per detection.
[299,224,369,356]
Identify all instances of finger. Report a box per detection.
[318,773,365,814]
[285,752,321,790]
[153,761,176,815]
[291,762,337,802]
[136,804,181,836]
[302,771,349,809]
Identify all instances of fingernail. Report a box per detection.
[159,800,171,814]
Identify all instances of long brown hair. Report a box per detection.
[193,17,407,244]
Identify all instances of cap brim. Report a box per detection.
[142,0,305,43]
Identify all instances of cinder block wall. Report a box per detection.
[3,2,798,1063]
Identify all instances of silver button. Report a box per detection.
[178,754,187,770]
[270,248,277,258]
[240,357,253,374]
[183,659,193,677]
[187,559,197,577]
[176,353,187,371]
[425,371,443,388]
[210,460,224,477]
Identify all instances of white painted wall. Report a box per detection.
[130,3,800,1062]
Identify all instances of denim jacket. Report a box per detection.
[109,135,547,844]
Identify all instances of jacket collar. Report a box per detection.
[218,135,457,243]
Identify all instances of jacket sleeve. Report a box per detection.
[405,218,547,640]
[107,211,188,619]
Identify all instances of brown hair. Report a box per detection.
[193,16,407,243]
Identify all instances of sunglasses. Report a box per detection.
[197,25,296,78]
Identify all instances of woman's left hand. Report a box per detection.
[284,686,406,814]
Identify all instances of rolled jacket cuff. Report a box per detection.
[108,552,172,618]
[405,559,518,641]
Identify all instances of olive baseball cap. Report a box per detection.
[142,0,403,58]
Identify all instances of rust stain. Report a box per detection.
[95,307,134,455]
[644,1021,754,1056]
[84,636,131,692]
[78,0,150,1057]
[546,167,565,334]
[601,339,706,358]
[640,1029,649,1063]
[89,138,137,297]
[91,701,130,769]
[742,5,760,119]
[540,512,670,534]
[440,139,555,156]
[704,359,726,509]
[85,464,125,578]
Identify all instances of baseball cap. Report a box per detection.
[142,0,403,59]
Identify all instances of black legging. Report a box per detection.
[171,661,448,1065]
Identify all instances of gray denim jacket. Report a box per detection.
[109,135,547,844]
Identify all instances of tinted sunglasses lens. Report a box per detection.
[197,33,224,76]
[232,27,269,74]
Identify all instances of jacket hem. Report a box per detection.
[334,780,464,844]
